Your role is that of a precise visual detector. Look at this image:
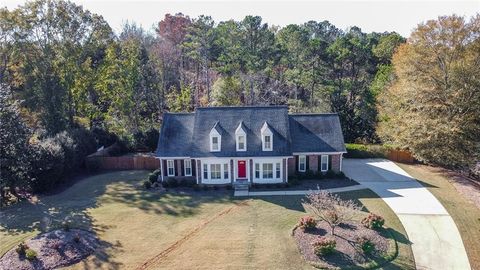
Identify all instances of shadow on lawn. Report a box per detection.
[0,170,232,269]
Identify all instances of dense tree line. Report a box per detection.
[1,0,478,202]
[377,15,480,169]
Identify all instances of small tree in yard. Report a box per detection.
[305,190,360,235]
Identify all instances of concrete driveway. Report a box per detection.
[343,158,471,270]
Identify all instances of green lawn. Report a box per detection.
[397,163,480,270]
[0,171,414,269]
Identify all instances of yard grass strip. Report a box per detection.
[135,200,250,270]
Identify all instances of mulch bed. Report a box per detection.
[252,178,359,191]
[0,229,99,270]
[293,221,390,269]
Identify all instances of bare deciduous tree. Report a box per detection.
[304,190,361,235]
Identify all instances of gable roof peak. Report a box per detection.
[261,121,273,134]
[235,121,246,134]
[210,121,222,135]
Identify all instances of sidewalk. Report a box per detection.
[233,184,365,197]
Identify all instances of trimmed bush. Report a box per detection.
[299,216,317,231]
[62,220,71,231]
[166,177,178,188]
[15,242,29,256]
[356,236,375,255]
[312,237,336,256]
[344,144,389,159]
[143,180,152,189]
[25,248,37,260]
[193,184,201,191]
[73,234,81,243]
[148,173,158,183]
[361,213,385,230]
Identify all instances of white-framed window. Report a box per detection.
[167,160,175,176]
[321,155,329,172]
[255,163,260,178]
[202,160,230,181]
[237,135,246,151]
[223,163,229,179]
[184,159,192,176]
[211,136,220,151]
[210,164,221,179]
[203,164,208,179]
[236,122,247,151]
[262,163,273,179]
[263,135,272,150]
[276,162,281,178]
[298,155,306,172]
[261,122,273,151]
[209,124,221,152]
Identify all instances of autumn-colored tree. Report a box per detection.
[377,15,480,169]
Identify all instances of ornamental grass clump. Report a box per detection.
[312,237,336,256]
[361,213,385,230]
[299,216,317,231]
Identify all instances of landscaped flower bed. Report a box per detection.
[0,229,99,270]
[293,220,395,269]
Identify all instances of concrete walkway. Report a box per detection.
[234,184,365,197]
[343,158,471,270]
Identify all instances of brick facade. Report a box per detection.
[331,154,341,172]
[308,155,318,171]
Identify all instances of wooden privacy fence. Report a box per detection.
[387,149,415,164]
[87,155,160,170]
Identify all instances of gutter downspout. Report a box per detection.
[160,158,164,182]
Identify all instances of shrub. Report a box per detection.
[148,173,158,183]
[143,180,152,189]
[225,185,232,190]
[312,237,336,256]
[361,213,385,230]
[356,236,375,255]
[299,216,317,231]
[213,185,219,190]
[335,171,346,179]
[325,170,336,178]
[167,177,178,188]
[193,184,201,191]
[15,242,29,256]
[305,170,315,179]
[202,185,209,191]
[344,144,389,159]
[73,233,81,243]
[62,220,71,231]
[25,248,37,260]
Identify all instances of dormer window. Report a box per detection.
[264,135,271,149]
[210,122,222,152]
[236,122,247,151]
[261,122,273,151]
[211,136,219,151]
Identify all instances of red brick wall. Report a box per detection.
[331,154,341,172]
[309,155,318,171]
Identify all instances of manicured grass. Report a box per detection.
[0,171,414,269]
[397,163,480,270]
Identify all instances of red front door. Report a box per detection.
[238,160,246,179]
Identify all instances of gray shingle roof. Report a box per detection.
[156,106,346,157]
[156,113,195,157]
[289,114,347,153]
